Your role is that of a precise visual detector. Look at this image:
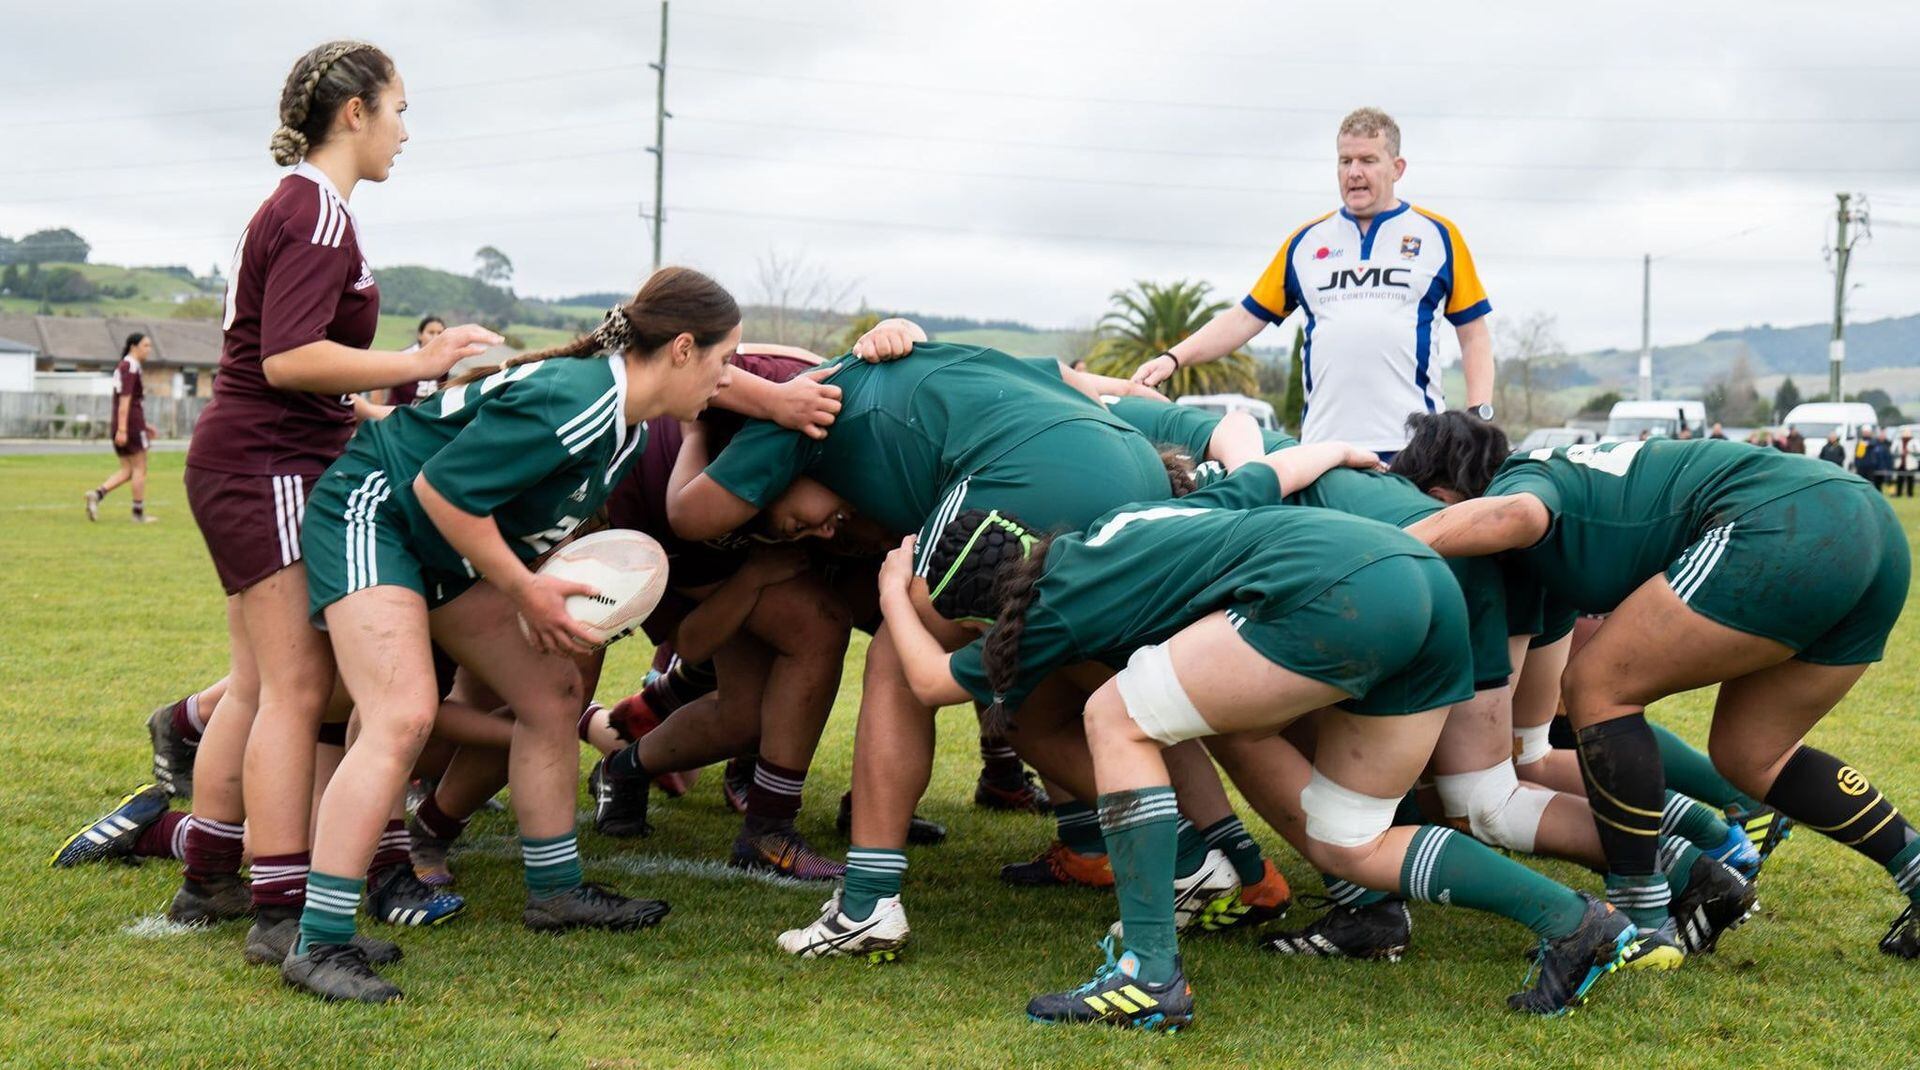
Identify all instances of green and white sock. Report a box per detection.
[1885,838,1920,907]
[842,847,907,922]
[296,870,364,955]
[1663,791,1736,852]
[1321,872,1391,909]
[1054,800,1108,857]
[1603,871,1671,931]
[1400,825,1590,940]
[1200,814,1266,885]
[522,832,584,899]
[1099,787,1181,985]
[1172,818,1208,880]
[1659,836,1706,898]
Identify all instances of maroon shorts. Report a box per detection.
[185,466,315,595]
[113,429,149,457]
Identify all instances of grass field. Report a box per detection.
[6,452,1920,1068]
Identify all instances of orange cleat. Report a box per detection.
[1000,841,1115,889]
[1200,859,1293,932]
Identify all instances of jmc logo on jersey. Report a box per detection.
[1316,266,1414,292]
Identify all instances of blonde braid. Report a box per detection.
[270,41,376,166]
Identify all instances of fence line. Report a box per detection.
[0,392,209,438]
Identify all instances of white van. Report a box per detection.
[1603,399,1709,442]
[1781,401,1880,459]
[1175,393,1279,430]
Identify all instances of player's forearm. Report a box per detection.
[1260,441,1357,495]
[710,368,779,421]
[879,586,970,707]
[1458,318,1494,407]
[263,340,437,394]
[1405,494,1547,557]
[414,474,535,596]
[116,396,131,428]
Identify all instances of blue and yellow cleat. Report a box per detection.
[1701,823,1762,881]
[367,863,467,927]
[1508,894,1636,1016]
[1726,803,1793,871]
[1622,918,1686,971]
[1027,935,1194,1032]
[51,784,169,868]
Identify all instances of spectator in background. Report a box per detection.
[1709,422,1727,440]
[85,332,157,523]
[1893,428,1917,498]
[1820,431,1847,466]
[1784,424,1805,455]
[1864,428,1894,491]
[374,314,447,406]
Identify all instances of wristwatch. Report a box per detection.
[1469,402,1494,421]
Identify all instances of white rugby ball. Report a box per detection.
[522,529,670,649]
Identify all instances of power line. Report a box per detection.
[671,61,1920,127]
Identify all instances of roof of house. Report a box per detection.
[0,314,222,367]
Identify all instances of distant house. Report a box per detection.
[0,314,221,396]
[0,336,37,392]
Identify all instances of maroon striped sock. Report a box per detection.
[250,851,310,909]
[414,793,469,841]
[577,702,604,744]
[181,815,244,883]
[369,820,410,875]
[134,811,189,859]
[167,695,204,745]
[978,734,1025,787]
[745,759,807,827]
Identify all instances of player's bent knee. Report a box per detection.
[1300,767,1400,869]
[1434,760,1552,852]
[1112,643,1213,747]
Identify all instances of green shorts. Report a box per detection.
[1228,553,1476,716]
[1666,480,1909,665]
[302,447,477,624]
[1449,554,1514,691]
[913,419,1168,573]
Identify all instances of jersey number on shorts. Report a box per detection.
[521,515,587,556]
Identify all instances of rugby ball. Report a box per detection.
[522,529,670,649]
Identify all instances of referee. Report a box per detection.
[1133,107,1495,461]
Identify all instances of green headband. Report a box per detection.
[927,509,1036,620]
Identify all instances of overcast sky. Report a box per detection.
[5,0,1920,360]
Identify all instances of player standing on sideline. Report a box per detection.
[86,332,157,522]
[168,40,499,963]
[1131,108,1495,463]
[375,314,445,406]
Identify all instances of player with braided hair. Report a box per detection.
[172,39,500,970]
[880,450,1639,1025]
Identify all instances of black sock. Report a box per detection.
[1576,713,1669,927]
[93,484,111,499]
[605,742,648,781]
[978,734,1024,786]
[132,499,145,517]
[1766,746,1919,868]
[642,657,718,718]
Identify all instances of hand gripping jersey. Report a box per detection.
[947,465,1441,713]
[703,343,1136,538]
[1242,203,1490,452]
[192,161,381,476]
[1489,438,1861,613]
[349,354,646,579]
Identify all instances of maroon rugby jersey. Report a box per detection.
[112,357,145,440]
[190,161,381,476]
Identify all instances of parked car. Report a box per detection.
[1780,402,1881,461]
[1515,426,1599,452]
[1175,392,1278,430]
[1602,399,1708,442]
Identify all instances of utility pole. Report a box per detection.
[1828,192,1872,402]
[644,2,670,272]
[1637,253,1652,401]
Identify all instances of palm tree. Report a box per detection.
[1085,279,1257,398]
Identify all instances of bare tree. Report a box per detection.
[1494,312,1565,432]
[754,249,858,355]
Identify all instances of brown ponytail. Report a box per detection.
[270,41,396,166]
[448,265,740,387]
[1159,446,1198,497]
[980,535,1054,735]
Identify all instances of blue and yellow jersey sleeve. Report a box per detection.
[1414,207,1491,326]
[1242,213,1333,325]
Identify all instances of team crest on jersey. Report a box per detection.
[1399,235,1422,259]
[354,260,376,290]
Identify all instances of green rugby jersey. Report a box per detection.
[703,343,1127,536]
[1102,395,1298,457]
[354,354,646,577]
[1490,438,1861,612]
[947,465,1438,712]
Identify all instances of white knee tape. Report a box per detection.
[1300,769,1401,849]
[1114,643,1214,746]
[1432,760,1552,853]
[1513,723,1552,767]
